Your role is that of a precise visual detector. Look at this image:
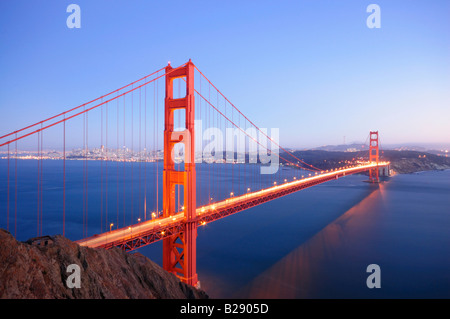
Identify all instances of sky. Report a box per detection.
[0,0,449,149]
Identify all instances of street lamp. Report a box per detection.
[110,223,114,232]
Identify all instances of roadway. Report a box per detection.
[76,162,389,251]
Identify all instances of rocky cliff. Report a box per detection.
[0,229,208,299]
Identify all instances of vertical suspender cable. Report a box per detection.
[14,136,17,237]
[40,124,43,236]
[7,143,10,232]
[131,86,134,224]
[153,77,156,216]
[101,102,103,233]
[117,92,120,227]
[86,111,89,236]
[37,131,39,236]
[83,108,86,237]
[106,102,109,229]
[139,88,142,220]
[144,85,147,221]
[156,75,159,216]
[123,93,126,226]
[63,117,66,237]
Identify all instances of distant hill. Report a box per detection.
[280,149,450,174]
[308,143,449,156]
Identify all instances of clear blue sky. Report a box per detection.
[0,0,449,148]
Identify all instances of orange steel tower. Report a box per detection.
[369,131,379,183]
[162,60,198,287]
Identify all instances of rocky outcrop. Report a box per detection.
[0,229,208,299]
[284,149,450,174]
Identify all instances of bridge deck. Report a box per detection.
[76,162,389,251]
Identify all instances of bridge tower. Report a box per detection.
[163,60,198,287]
[369,131,379,183]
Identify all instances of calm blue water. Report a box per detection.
[0,159,449,298]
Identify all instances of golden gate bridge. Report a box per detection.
[0,60,389,287]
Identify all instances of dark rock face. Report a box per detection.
[0,229,208,299]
